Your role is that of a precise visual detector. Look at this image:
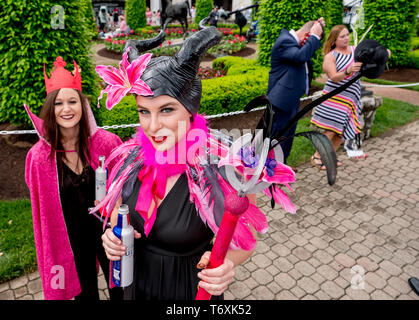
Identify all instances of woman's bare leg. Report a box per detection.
[312,130,342,168]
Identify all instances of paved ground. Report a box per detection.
[1,40,418,301]
[1,118,418,300]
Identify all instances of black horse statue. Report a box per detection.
[219,3,259,36]
[160,0,191,36]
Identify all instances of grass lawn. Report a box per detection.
[0,98,418,284]
[361,77,419,92]
[0,199,37,283]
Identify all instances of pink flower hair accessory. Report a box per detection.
[96,47,153,110]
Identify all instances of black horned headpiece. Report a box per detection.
[123,21,222,114]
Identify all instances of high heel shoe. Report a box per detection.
[311,156,326,170]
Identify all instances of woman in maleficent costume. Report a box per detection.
[92,13,355,298]
[91,23,299,300]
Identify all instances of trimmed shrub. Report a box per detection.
[195,0,213,24]
[412,37,419,50]
[257,0,343,79]
[126,0,147,30]
[83,0,98,40]
[408,50,419,69]
[364,0,417,67]
[96,95,139,138]
[96,57,269,138]
[0,0,99,125]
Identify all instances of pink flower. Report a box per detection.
[233,39,237,43]
[234,34,239,38]
[149,30,153,34]
[96,48,153,110]
[130,30,134,34]
[192,28,196,32]
[167,40,172,45]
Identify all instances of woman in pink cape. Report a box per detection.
[24,57,123,300]
[94,25,296,300]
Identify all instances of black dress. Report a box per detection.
[58,162,122,301]
[123,173,223,300]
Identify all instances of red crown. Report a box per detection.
[44,57,82,95]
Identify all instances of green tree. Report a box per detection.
[258,0,343,79]
[0,0,98,125]
[195,0,213,24]
[126,0,147,30]
[364,0,417,67]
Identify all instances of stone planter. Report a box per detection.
[310,90,383,141]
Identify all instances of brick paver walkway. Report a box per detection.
[1,118,418,300]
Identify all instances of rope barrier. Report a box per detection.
[1,82,417,136]
[363,82,419,88]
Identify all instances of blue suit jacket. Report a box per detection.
[267,29,321,112]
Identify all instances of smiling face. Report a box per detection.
[54,88,83,132]
[334,27,350,49]
[136,95,191,151]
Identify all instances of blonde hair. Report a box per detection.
[322,25,348,56]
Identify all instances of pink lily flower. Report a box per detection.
[96,47,153,110]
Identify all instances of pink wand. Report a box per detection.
[195,192,249,300]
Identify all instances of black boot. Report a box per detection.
[408,277,419,296]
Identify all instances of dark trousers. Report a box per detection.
[74,234,123,301]
[270,106,299,164]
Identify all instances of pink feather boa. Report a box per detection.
[95,114,295,251]
[133,114,210,236]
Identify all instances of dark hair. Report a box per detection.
[40,89,91,169]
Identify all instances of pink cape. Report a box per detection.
[24,103,122,300]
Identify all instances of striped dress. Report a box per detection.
[311,46,361,140]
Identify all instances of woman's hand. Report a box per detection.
[196,251,235,296]
[102,228,141,261]
[348,62,363,74]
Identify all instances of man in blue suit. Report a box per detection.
[267,18,325,163]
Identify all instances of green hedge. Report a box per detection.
[195,0,213,24]
[0,0,99,126]
[84,0,98,40]
[257,0,343,80]
[96,95,139,138]
[126,0,147,30]
[407,49,419,68]
[96,57,269,138]
[364,0,417,67]
[411,36,419,50]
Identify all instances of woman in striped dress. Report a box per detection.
[310,25,363,170]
